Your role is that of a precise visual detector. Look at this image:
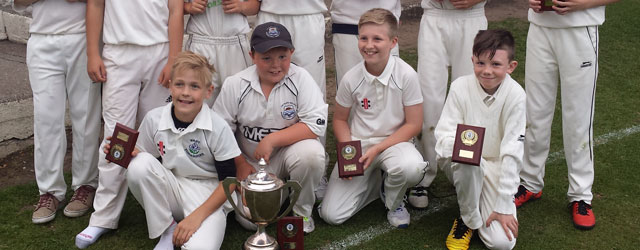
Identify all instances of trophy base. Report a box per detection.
[244,226,278,250]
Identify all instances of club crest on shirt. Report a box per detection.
[266,27,280,38]
[185,139,204,158]
[281,102,297,120]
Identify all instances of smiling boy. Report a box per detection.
[111,51,242,249]
[435,29,524,250]
[213,22,328,234]
[318,8,427,229]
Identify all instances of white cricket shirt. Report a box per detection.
[260,0,327,15]
[186,0,250,37]
[330,0,401,25]
[103,0,170,45]
[14,0,86,34]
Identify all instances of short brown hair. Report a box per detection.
[473,29,515,61]
[171,51,215,87]
[358,8,398,38]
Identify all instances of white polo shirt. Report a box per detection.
[421,0,485,11]
[213,64,328,156]
[14,0,86,35]
[136,103,241,179]
[336,56,423,141]
[260,0,327,15]
[186,0,251,37]
[103,0,170,45]
[330,0,401,25]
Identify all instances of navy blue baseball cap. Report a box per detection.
[250,22,294,53]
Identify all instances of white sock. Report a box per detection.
[154,220,177,250]
[75,226,110,249]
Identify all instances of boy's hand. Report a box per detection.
[359,144,382,171]
[236,160,256,181]
[485,212,518,241]
[88,55,107,83]
[529,0,543,13]
[102,136,139,162]
[254,136,275,163]
[553,0,593,15]
[158,63,172,88]
[173,211,205,247]
[222,0,244,14]
[185,0,207,14]
[450,0,482,9]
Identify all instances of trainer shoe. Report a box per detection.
[302,216,315,234]
[387,202,410,228]
[408,186,429,209]
[570,200,595,230]
[446,218,473,250]
[514,185,542,208]
[32,193,65,224]
[64,185,96,217]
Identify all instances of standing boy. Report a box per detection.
[118,52,241,250]
[330,0,401,86]
[409,0,487,209]
[213,22,327,234]
[319,8,427,229]
[257,0,328,97]
[435,29,523,250]
[13,0,101,224]
[516,0,618,230]
[184,0,260,106]
[76,0,184,248]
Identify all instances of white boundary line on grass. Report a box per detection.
[318,124,640,250]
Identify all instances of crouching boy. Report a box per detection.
[213,22,328,234]
[436,29,524,250]
[318,8,427,228]
[110,52,242,249]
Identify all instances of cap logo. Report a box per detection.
[266,26,280,38]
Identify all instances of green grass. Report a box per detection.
[2,2,639,249]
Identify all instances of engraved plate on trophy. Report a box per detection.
[452,124,485,166]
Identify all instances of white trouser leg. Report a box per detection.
[90,44,170,229]
[265,139,325,217]
[478,160,517,250]
[333,33,399,87]
[417,10,487,188]
[319,141,426,225]
[186,34,252,107]
[28,34,70,201]
[442,160,484,229]
[257,13,326,99]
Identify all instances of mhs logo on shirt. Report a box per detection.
[243,126,281,142]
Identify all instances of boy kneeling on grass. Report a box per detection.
[103,52,243,250]
[436,29,524,250]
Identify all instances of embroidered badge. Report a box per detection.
[361,98,371,109]
[316,118,326,125]
[281,102,297,120]
[165,95,172,103]
[266,26,280,38]
[185,139,204,158]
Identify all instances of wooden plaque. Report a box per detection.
[336,141,364,178]
[451,124,485,166]
[540,0,554,11]
[277,216,303,250]
[105,123,139,168]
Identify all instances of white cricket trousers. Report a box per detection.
[417,8,487,188]
[244,139,325,218]
[90,43,171,229]
[442,159,516,250]
[257,12,327,99]
[521,24,598,204]
[27,33,101,201]
[186,33,252,107]
[319,140,427,225]
[127,153,233,250]
[333,33,399,86]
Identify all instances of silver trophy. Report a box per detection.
[223,158,301,250]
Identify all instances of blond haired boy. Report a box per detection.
[319,8,427,228]
[105,51,242,249]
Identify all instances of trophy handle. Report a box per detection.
[222,178,249,220]
[270,180,302,224]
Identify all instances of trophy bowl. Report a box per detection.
[223,158,301,250]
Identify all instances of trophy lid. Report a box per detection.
[244,158,283,191]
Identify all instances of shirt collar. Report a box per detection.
[158,102,213,134]
[475,75,507,107]
[363,56,395,86]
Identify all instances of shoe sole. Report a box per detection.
[408,199,429,209]
[32,213,56,224]
[516,196,541,209]
[64,207,90,218]
[573,222,595,230]
[396,224,409,229]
